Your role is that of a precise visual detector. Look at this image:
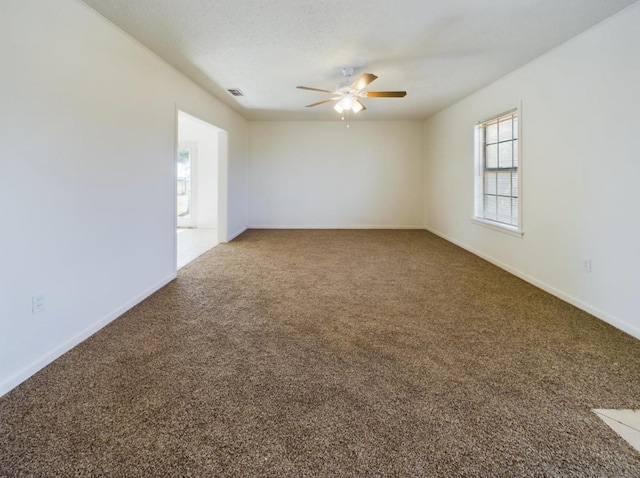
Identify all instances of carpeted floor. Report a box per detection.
[1,229,640,477]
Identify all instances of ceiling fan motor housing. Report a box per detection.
[341,67,354,78]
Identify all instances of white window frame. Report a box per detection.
[472,108,523,238]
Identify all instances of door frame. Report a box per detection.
[176,141,198,228]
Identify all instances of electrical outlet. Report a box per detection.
[582,258,592,273]
[32,294,45,314]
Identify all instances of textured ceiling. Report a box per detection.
[80,0,637,121]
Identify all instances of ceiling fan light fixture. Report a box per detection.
[334,94,359,114]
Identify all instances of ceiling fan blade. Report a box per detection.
[351,73,378,91]
[305,98,340,107]
[354,99,367,111]
[297,86,336,94]
[364,91,407,98]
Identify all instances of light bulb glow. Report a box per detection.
[335,94,364,120]
[341,95,354,110]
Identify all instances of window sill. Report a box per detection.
[471,217,524,238]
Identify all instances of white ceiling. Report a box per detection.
[80,0,637,121]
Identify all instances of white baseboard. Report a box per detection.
[248,225,426,230]
[424,226,640,341]
[0,273,176,397]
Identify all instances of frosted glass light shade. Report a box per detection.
[334,95,362,114]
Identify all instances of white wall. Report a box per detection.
[0,0,249,395]
[423,3,640,338]
[249,121,424,228]
[178,112,220,229]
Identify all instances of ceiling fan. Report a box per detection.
[297,67,406,115]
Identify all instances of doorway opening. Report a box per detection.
[176,110,228,269]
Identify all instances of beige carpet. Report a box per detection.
[1,229,640,477]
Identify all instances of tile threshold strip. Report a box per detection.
[593,410,640,433]
[592,409,640,454]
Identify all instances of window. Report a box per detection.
[474,109,521,234]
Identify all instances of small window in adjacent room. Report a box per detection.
[473,109,522,236]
